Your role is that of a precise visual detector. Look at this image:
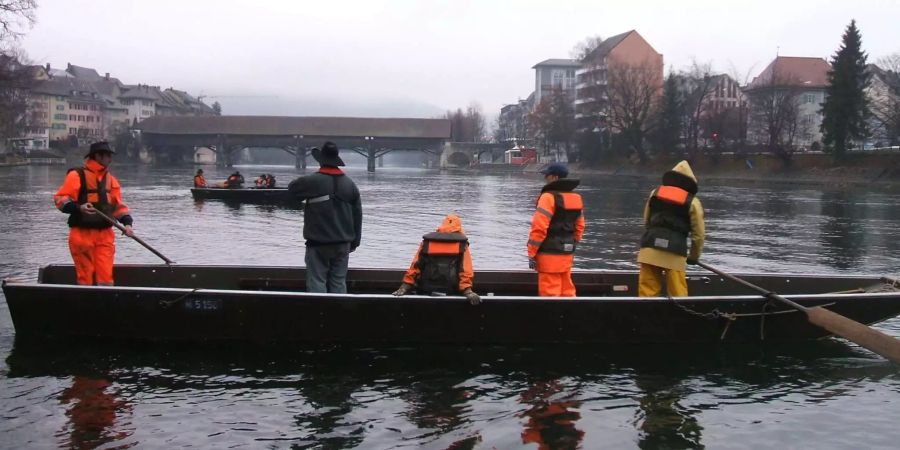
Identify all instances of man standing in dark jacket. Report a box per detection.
[288,142,363,293]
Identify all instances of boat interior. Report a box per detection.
[34,264,899,298]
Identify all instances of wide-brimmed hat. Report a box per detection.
[85,141,115,158]
[312,141,345,167]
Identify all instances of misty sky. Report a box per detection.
[20,0,900,120]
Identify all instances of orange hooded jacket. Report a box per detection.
[53,158,130,222]
[402,214,474,292]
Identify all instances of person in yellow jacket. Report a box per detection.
[392,214,481,305]
[637,160,705,297]
[527,163,585,297]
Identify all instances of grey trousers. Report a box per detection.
[305,242,351,293]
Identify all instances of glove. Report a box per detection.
[462,288,481,305]
[686,257,699,265]
[392,283,413,296]
[528,258,537,270]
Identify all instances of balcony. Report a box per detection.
[575,63,607,76]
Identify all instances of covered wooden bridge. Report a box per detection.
[135,115,452,171]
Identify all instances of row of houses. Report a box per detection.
[499,29,899,155]
[17,63,217,151]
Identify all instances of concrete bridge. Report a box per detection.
[135,115,452,171]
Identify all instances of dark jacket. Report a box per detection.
[288,169,362,249]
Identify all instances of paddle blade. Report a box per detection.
[806,306,900,364]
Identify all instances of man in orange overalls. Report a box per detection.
[54,141,134,285]
[527,163,585,297]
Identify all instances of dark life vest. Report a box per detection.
[67,168,114,229]
[539,192,583,255]
[640,185,694,256]
[416,231,468,295]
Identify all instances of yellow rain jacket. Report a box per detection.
[637,160,705,271]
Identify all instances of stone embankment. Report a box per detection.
[570,152,900,188]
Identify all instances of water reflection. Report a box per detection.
[819,191,866,270]
[5,339,899,448]
[519,379,584,450]
[57,375,133,449]
[633,373,702,449]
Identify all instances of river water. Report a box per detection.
[1,163,899,449]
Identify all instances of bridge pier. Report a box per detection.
[294,148,307,169]
[367,148,376,172]
[216,136,231,167]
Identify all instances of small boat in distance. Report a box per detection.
[4,265,900,345]
[190,187,292,205]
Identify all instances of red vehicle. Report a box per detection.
[505,145,537,165]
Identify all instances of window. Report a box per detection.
[54,113,66,120]
[805,93,817,103]
[552,69,564,87]
[56,104,64,110]
[69,128,76,135]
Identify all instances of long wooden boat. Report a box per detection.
[3,264,900,344]
[190,187,292,204]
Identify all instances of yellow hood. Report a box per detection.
[669,160,697,183]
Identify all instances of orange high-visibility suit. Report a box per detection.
[527,180,585,297]
[402,214,474,294]
[193,174,206,187]
[54,159,132,285]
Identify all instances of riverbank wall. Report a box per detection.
[568,152,900,188]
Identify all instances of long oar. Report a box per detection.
[696,261,900,364]
[93,209,175,265]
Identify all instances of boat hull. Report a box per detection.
[190,187,292,205]
[4,265,899,344]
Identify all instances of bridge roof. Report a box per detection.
[137,115,451,139]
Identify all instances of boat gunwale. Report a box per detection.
[5,279,899,303]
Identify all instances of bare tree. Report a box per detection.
[528,87,576,160]
[871,52,900,146]
[727,62,756,149]
[0,0,37,46]
[570,35,604,60]
[0,49,35,143]
[445,102,486,142]
[606,63,660,163]
[746,69,804,163]
[680,61,716,157]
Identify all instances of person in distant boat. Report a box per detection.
[288,141,363,293]
[265,174,276,188]
[224,171,244,188]
[637,160,705,297]
[193,169,206,188]
[527,163,585,297]
[392,214,481,305]
[53,141,135,286]
[254,174,267,188]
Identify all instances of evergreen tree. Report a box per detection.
[656,73,683,155]
[821,19,870,159]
